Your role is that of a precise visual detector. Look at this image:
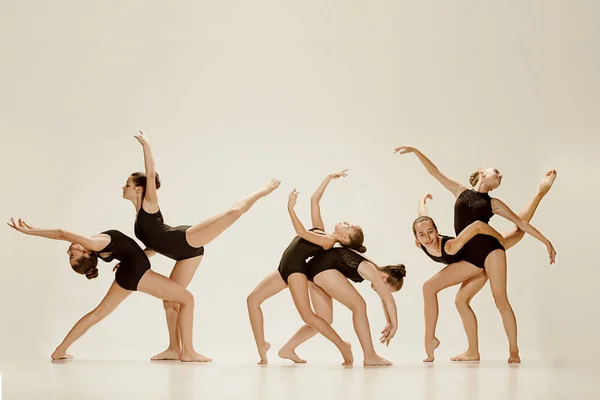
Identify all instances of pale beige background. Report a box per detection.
[0,1,598,369]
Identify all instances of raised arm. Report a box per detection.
[134,131,159,206]
[491,198,556,264]
[418,193,433,217]
[445,221,505,255]
[288,190,336,250]
[358,261,398,346]
[394,146,467,198]
[7,218,109,252]
[310,170,348,231]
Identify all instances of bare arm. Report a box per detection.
[7,218,109,252]
[134,131,159,206]
[310,170,348,230]
[395,146,467,198]
[418,194,432,217]
[492,198,556,263]
[359,261,398,345]
[288,190,336,250]
[445,221,505,255]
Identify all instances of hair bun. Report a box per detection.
[85,267,99,280]
[155,172,162,190]
[358,245,367,253]
[397,264,407,277]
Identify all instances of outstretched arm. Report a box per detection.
[134,131,159,206]
[359,261,398,346]
[445,221,505,255]
[7,218,109,252]
[288,190,336,250]
[492,198,556,264]
[310,170,348,230]
[394,146,467,198]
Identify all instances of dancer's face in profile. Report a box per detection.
[66,243,88,267]
[414,220,439,248]
[480,168,503,190]
[122,176,140,200]
[334,222,359,245]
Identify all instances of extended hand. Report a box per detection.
[134,130,149,146]
[288,189,299,209]
[7,218,34,234]
[393,145,416,155]
[328,169,348,180]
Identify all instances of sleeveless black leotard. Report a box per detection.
[97,230,151,291]
[134,207,204,261]
[307,247,365,283]
[420,235,464,265]
[278,228,326,283]
[453,189,504,269]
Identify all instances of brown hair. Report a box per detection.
[412,216,438,236]
[469,169,482,187]
[131,172,162,194]
[344,226,366,253]
[380,264,406,291]
[71,253,99,280]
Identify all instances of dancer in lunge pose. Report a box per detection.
[278,245,406,366]
[395,145,556,363]
[414,170,557,362]
[124,131,280,361]
[7,218,206,362]
[247,171,365,366]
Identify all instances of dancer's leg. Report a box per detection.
[247,271,288,365]
[452,272,488,361]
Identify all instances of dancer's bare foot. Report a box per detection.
[151,348,181,361]
[278,345,307,363]
[51,349,73,360]
[538,169,557,195]
[258,342,271,365]
[363,354,392,367]
[508,351,521,364]
[181,351,212,363]
[423,337,440,362]
[450,351,480,362]
[341,341,353,367]
[263,179,281,195]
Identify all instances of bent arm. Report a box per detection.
[445,221,505,255]
[288,206,335,249]
[360,262,398,329]
[418,195,430,217]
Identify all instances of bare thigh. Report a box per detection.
[94,280,132,316]
[314,270,364,311]
[484,250,509,301]
[424,261,484,292]
[137,270,192,303]
[248,271,288,304]
[456,272,488,303]
[169,256,203,289]
[308,282,333,322]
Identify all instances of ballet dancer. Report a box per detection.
[415,170,557,362]
[7,218,207,362]
[247,170,365,366]
[278,246,406,366]
[394,145,556,363]
[124,131,279,360]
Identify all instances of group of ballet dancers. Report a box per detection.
[8,131,557,366]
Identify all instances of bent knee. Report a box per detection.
[163,299,179,311]
[493,295,510,311]
[247,292,263,308]
[349,299,367,315]
[227,206,244,219]
[454,294,471,309]
[422,280,439,297]
[177,290,194,307]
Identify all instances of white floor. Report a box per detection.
[1,358,598,400]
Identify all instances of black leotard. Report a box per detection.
[307,248,365,283]
[420,235,463,265]
[278,228,326,283]
[97,230,151,291]
[453,189,504,269]
[134,207,204,261]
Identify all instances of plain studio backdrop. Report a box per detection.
[0,0,598,375]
